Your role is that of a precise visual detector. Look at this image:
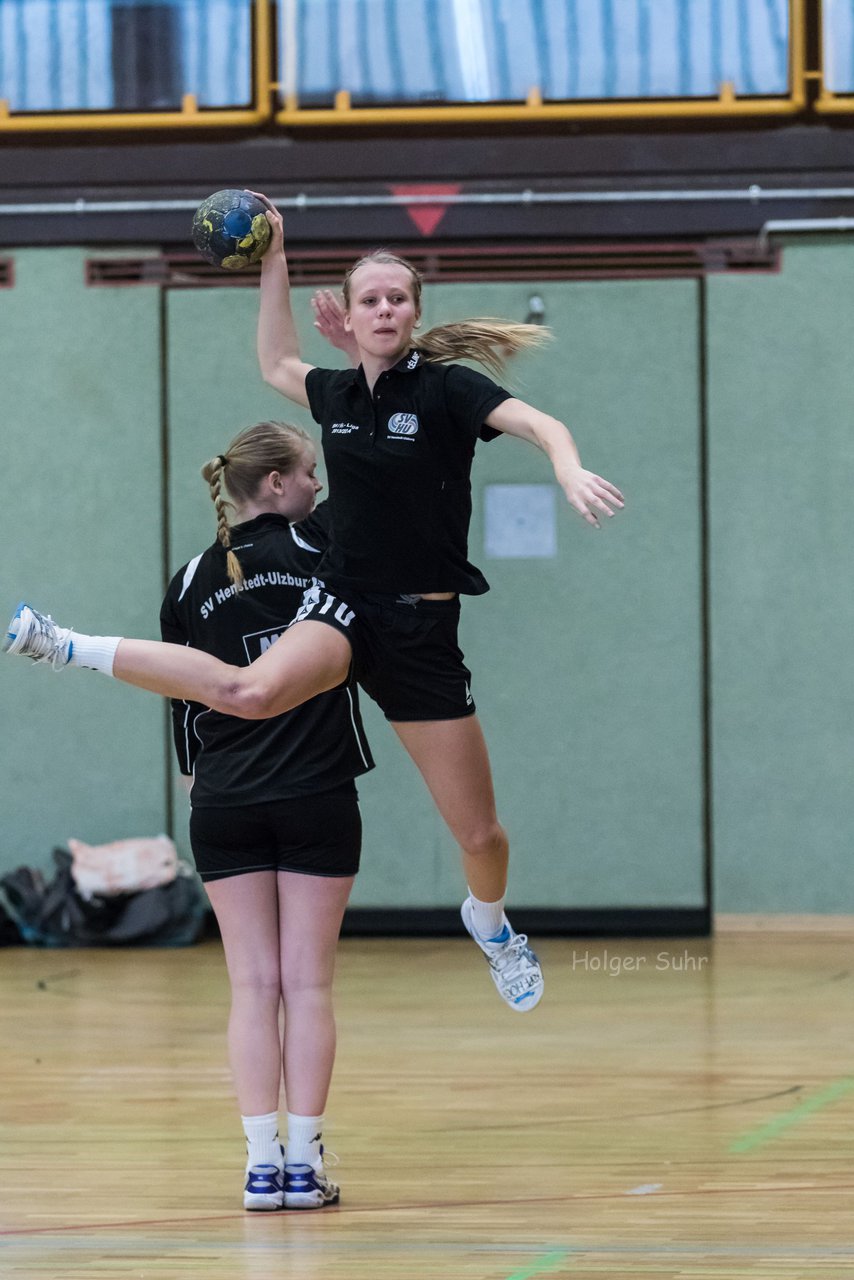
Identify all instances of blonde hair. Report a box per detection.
[201,420,312,588]
[342,251,550,376]
[416,318,549,378]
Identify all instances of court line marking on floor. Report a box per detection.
[424,1085,804,1132]
[4,1239,854,1259]
[503,1250,571,1280]
[729,1077,854,1154]
[6,1179,854,1237]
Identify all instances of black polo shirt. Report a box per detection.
[159,504,374,807]
[305,349,511,595]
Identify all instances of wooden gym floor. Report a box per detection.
[2,925,853,1279]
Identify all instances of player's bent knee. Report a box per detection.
[462,820,508,860]
[213,626,352,719]
[217,678,285,720]
[240,685,287,720]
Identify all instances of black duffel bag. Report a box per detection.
[0,848,207,947]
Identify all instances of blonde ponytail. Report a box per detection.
[201,421,312,588]
[415,318,551,377]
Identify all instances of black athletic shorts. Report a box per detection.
[294,584,476,722]
[189,784,361,882]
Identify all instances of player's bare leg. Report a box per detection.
[392,716,544,1011]
[4,603,351,720]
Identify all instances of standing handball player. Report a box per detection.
[160,420,371,1210]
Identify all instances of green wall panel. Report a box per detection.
[0,250,167,872]
[444,281,704,908]
[707,241,854,911]
[5,242,851,914]
[165,280,705,909]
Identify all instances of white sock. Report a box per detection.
[467,890,509,943]
[67,632,121,675]
[241,1111,282,1171]
[285,1112,324,1168]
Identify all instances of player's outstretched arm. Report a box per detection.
[485,398,625,529]
[248,191,314,409]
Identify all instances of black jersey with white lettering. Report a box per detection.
[305,350,511,595]
[159,503,374,808]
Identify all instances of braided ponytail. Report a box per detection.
[201,421,313,588]
[201,453,245,588]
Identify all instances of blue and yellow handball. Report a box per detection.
[191,189,272,270]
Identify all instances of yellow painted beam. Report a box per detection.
[0,107,268,132]
[275,96,805,127]
[814,94,854,113]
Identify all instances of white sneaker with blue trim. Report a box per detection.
[284,1147,340,1209]
[243,1161,284,1211]
[461,897,544,1012]
[4,603,73,670]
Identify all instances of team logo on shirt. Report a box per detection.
[388,412,419,436]
[242,626,288,662]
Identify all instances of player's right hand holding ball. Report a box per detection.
[245,191,284,254]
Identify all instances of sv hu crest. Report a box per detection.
[388,412,419,436]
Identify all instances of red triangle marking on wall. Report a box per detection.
[390,184,461,237]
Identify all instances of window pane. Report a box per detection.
[823,0,854,93]
[282,0,791,108]
[0,0,252,112]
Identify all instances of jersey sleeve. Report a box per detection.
[293,499,332,553]
[444,364,513,443]
[305,366,343,426]
[159,576,198,778]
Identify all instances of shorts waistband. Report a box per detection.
[360,591,460,613]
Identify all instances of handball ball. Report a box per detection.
[191,189,272,270]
